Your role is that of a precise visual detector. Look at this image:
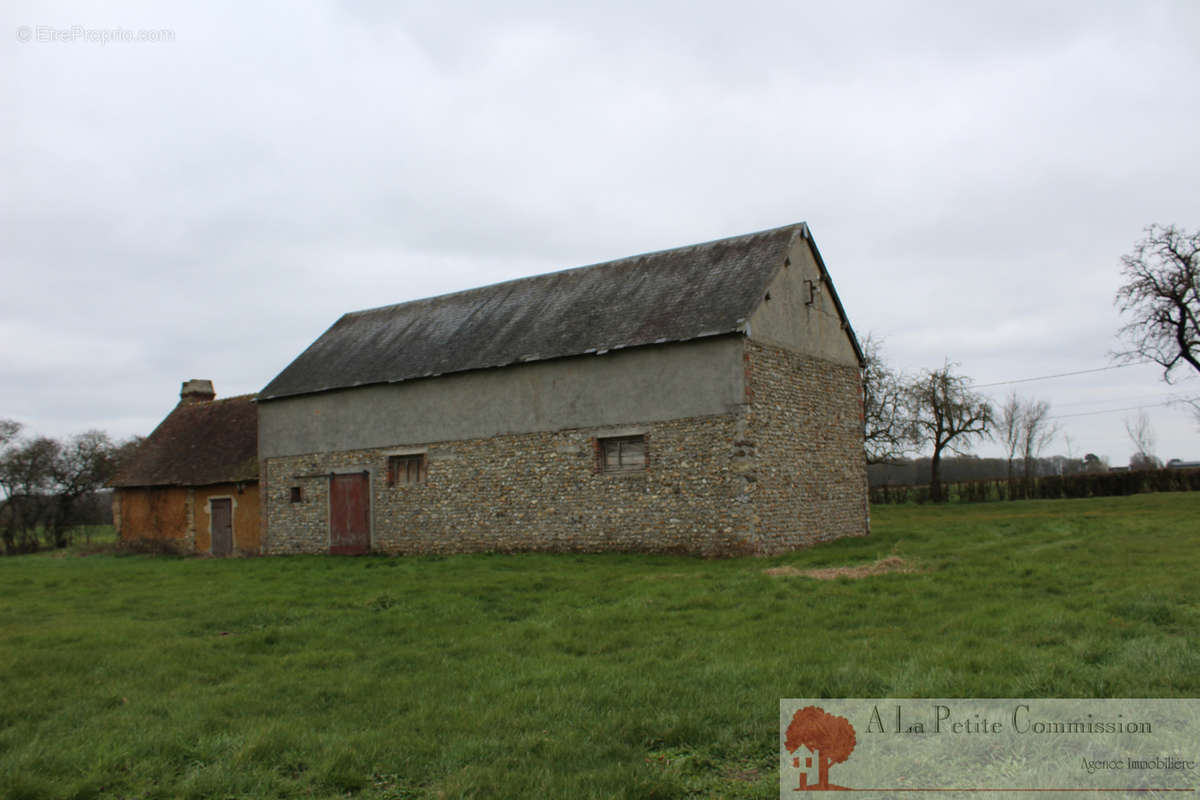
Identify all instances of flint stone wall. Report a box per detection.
[743,339,869,554]
[262,339,867,556]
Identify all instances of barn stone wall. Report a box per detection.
[742,339,869,553]
[261,339,868,557]
[264,413,755,556]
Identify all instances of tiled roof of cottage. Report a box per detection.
[261,223,824,401]
[109,394,258,487]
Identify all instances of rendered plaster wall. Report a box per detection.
[113,484,260,554]
[747,237,860,368]
[113,487,190,545]
[193,483,262,554]
[258,336,745,459]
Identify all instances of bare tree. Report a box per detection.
[0,419,20,448]
[861,333,912,464]
[907,363,994,502]
[0,424,133,553]
[998,393,1023,498]
[1019,399,1057,496]
[1124,410,1160,469]
[1181,394,1200,428]
[1114,224,1200,379]
[997,395,1057,498]
[45,430,119,548]
[1059,433,1081,476]
[0,436,59,554]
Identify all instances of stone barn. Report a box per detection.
[109,380,260,555]
[257,223,868,557]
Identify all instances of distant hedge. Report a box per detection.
[869,467,1200,505]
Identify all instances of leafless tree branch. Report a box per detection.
[906,362,994,502]
[1114,224,1200,380]
[861,333,914,465]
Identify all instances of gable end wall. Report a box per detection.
[743,339,868,553]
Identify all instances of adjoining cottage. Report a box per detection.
[109,380,260,555]
[257,223,868,557]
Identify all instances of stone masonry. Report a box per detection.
[263,339,868,557]
[742,339,869,554]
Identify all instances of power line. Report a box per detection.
[1048,400,1181,420]
[973,362,1152,389]
[1053,392,1175,409]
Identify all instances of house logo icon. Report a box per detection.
[784,705,857,791]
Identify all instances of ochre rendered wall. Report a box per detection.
[115,487,190,542]
[113,483,259,554]
[193,483,261,554]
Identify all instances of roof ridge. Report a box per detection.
[346,222,807,319]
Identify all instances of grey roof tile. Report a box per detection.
[260,223,805,400]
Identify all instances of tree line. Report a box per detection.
[863,222,1200,501]
[867,453,1109,488]
[862,341,1061,501]
[0,419,141,555]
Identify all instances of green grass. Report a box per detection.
[1,494,1198,798]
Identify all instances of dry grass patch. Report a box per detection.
[764,555,917,580]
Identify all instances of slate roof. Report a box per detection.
[261,222,852,401]
[109,394,259,487]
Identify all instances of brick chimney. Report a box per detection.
[180,379,216,403]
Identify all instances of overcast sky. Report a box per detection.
[4,1,1199,466]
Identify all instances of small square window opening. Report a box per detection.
[388,454,426,486]
[289,486,303,503]
[600,435,646,472]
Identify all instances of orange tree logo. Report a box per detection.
[784,705,857,791]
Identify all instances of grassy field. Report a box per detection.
[1,493,1198,799]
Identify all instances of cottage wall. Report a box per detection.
[193,483,262,554]
[114,487,191,544]
[113,483,260,554]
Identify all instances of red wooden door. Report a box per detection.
[329,472,370,555]
[211,498,233,557]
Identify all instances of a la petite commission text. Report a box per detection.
[868,705,1153,736]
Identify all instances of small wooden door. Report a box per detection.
[211,498,233,557]
[330,472,370,555]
